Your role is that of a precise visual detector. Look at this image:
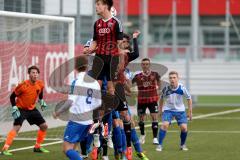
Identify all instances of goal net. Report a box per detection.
[0,11,75,141]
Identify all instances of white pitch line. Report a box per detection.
[135,108,240,129]
[8,108,240,153]
[144,130,240,134]
[9,141,63,152]
[198,117,240,120]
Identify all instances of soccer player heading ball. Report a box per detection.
[1,66,49,156]
[83,0,123,96]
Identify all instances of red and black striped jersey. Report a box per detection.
[132,71,160,104]
[93,16,123,56]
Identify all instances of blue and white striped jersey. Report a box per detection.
[69,72,102,124]
[161,83,191,112]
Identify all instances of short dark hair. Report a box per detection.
[28,65,40,74]
[142,58,150,63]
[75,55,88,72]
[169,71,179,77]
[96,0,113,10]
[123,33,130,41]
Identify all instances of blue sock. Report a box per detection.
[158,129,167,145]
[131,128,142,153]
[113,126,122,153]
[66,149,82,160]
[108,112,113,134]
[121,128,127,152]
[180,131,188,146]
[112,131,118,156]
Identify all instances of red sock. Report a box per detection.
[2,130,17,151]
[35,130,46,148]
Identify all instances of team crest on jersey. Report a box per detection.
[143,81,151,87]
[98,23,101,27]
[108,22,113,28]
[150,75,155,80]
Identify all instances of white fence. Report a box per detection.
[159,60,240,96]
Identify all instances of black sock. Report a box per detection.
[152,122,158,138]
[80,140,87,155]
[138,121,145,135]
[102,138,108,156]
[124,121,132,147]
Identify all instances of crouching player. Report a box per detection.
[156,71,192,152]
[53,56,102,160]
[1,66,49,156]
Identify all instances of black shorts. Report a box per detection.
[14,108,46,126]
[137,102,159,116]
[92,54,119,81]
[115,83,128,112]
[116,99,129,112]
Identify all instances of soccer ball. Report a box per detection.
[111,7,117,16]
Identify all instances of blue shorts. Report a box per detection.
[63,121,90,143]
[162,110,188,125]
[112,110,120,119]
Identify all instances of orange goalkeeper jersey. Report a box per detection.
[14,80,44,110]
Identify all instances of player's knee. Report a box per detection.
[113,119,119,127]
[107,86,115,95]
[180,124,187,132]
[151,114,158,121]
[121,113,130,122]
[123,119,131,125]
[130,119,135,127]
[161,123,169,130]
[139,115,145,122]
[63,142,71,153]
[40,123,48,131]
[13,125,21,133]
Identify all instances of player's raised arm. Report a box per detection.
[127,31,141,61]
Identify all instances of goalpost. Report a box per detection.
[0,11,75,141]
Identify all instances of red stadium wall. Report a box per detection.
[127,0,240,16]
[0,42,84,106]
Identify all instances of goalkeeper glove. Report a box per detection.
[11,106,20,119]
[39,99,48,111]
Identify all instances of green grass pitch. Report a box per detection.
[1,106,240,160]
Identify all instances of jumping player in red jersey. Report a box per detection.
[132,58,161,145]
[84,0,123,96]
[1,66,49,156]
[113,31,142,160]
